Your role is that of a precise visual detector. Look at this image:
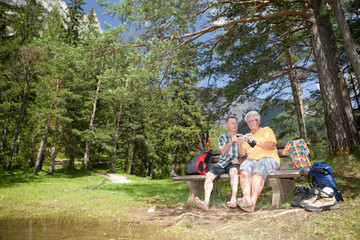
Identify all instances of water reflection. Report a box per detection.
[0,216,155,239]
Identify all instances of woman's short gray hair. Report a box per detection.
[245,111,261,122]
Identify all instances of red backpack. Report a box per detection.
[187,151,212,175]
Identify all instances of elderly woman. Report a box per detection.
[237,111,280,213]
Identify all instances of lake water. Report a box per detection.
[0,216,157,239]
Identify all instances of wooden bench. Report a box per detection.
[173,141,309,208]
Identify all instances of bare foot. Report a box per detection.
[236,197,254,208]
[226,201,237,208]
[239,205,255,213]
[195,197,209,211]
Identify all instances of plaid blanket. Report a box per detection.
[282,139,311,171]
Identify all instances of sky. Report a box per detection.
[82,0,120,30]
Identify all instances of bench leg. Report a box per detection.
[267,178,295,208]
[186,181,204,204]
[267,178,282,208]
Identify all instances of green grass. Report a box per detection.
[0,169,138,220]
[0,168,194,225]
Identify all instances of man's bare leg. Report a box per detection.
[226,167,239,208]
[237,170,254,208]
[240,172,265,213]
[195,172,217,211]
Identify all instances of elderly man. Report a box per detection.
[237,111,280,213]
[195,116,243,211]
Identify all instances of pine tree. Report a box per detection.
[6,45,43,169]
[66,0,85,45]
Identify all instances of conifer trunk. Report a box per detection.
[146,155,150,177]
[125,141,129,172]
[0,128,6,154]
[34,79,61,175]
[150,158,154,179]
[69,150,75,170]
[111,101,123,172]
[48,118,59,174]
[171,146,177,178]
[83,64,103,171]
[306,0,359,153]
[0,127,7,163]
[33,113,52,175]
[127,140,134,174]
[0,119,9,162]
[39,153,44,170]
[285,49,307,140]
[83,141,90,170]
[349,70,360,109]
[329,0,360,85]
[7,71,29,169]
[14,132,21,157]
[293,47,307,140]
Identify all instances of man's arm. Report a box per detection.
[220,139,234,156]
[220,134,239,156]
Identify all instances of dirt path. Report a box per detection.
[140,202,354,239]
[139,204,309,239]
[104,173,134,183]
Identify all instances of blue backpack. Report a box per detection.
[308,162,344,201]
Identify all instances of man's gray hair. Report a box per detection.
[245,111,261,122]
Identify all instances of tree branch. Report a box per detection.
[168,10,307,45]
[280,66,317,73]
[187,0,274,19]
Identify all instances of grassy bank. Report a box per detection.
[0,169,189,239]
[0,169,188,220]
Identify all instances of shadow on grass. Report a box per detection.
[0,168,95,186]
[333,175,360,199]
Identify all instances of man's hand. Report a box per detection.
[231,134,238,143]
[236,134,247,158]
[232,134,244,145]
[220,134,240,156]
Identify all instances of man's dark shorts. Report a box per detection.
[209,162,240,180]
